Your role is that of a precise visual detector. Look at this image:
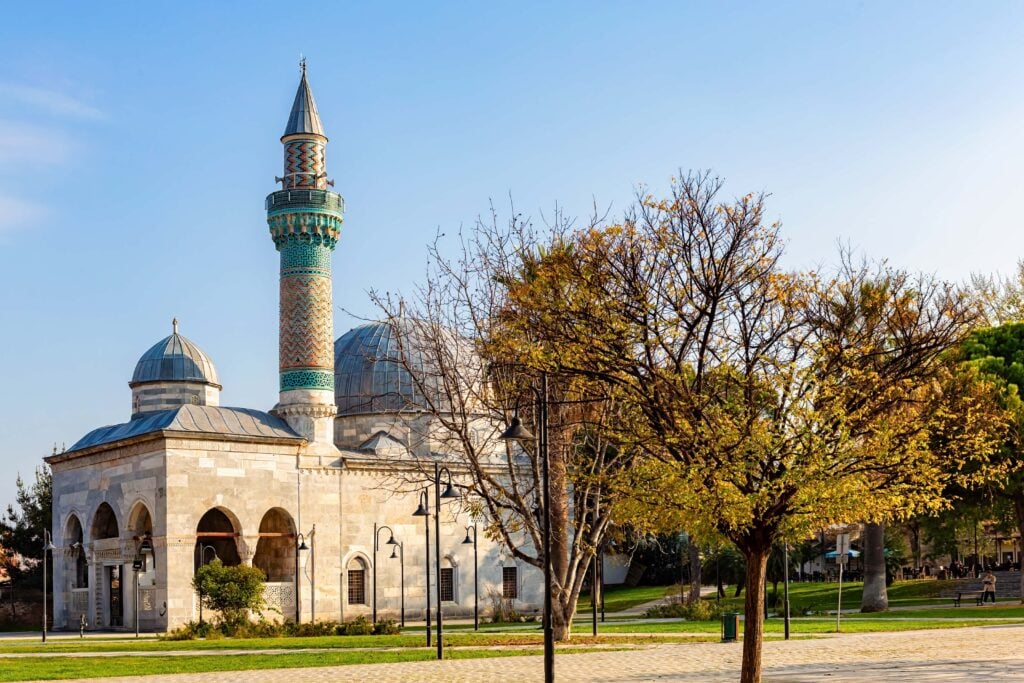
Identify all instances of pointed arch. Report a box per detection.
[195,507,241,569]
[127,500,153,537]
[252,508,296,582]
[91,502,119,540]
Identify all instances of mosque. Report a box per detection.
[44,66,542,631]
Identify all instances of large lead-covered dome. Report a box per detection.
[334,320,439,416]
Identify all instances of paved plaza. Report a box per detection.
[26,624,1024,682]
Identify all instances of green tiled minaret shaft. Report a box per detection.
[267,61,344,448]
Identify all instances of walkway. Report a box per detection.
[24,624,1024,682]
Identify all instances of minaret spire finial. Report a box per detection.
[300,55,306,76]
[172,317,179,334]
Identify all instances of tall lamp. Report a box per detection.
[296,526,315,623]
[413,462,460,660]
[195,544,218,626]
[389,541,405,627]
[413,487,431,647]
[41,530,55,643]
[462,524,478,631]
[500,370,553,683]
[373,524,398,623]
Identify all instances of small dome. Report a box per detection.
[334,320,440,416]
[131,321,220,387]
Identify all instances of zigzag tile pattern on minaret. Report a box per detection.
[266,62,345,449]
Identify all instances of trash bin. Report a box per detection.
[721,612,739,642]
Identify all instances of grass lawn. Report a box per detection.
[0,633,673,655]
[0,647,629,681]
[596,616,1024,635]
[713,578,970,613]
[577,584,676,613]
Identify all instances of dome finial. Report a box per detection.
[172,317,179,335]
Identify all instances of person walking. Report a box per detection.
[981,570,997,604]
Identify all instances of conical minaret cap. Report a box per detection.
[283,61,326,139]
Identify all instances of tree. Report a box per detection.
[369,207,631,641]
[958,323,1024,601]
[971,259,1024,325]
[505,173,985,682]
[0,466,52,586]
[192,560,266,627]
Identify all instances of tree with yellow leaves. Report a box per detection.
[505,173,987,682]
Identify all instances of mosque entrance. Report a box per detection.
[107,566,123,627]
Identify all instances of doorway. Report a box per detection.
[107,565,123,627]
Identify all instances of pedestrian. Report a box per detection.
[982,570,997,604]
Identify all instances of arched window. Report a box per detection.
[347,557,367,605]
[65,515,87,588]
[195,508,241,570]
[252,508,296,582]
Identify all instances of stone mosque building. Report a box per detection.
[45,66,542,631]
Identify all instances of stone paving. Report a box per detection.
[22,624,1024,682]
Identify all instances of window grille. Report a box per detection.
[502,566,518,599]
[440,567,455,602]
[348,569,366,604]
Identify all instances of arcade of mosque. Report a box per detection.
[45,67,542,631]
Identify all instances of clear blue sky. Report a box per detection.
[2,2,1023,507]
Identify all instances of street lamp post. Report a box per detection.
[389,541,405,627]
[296,526,315,623]
[413,487,431,647]
[41,530,55,643]
[462,524,478,630]
[500,370,554,683]
[783,541,791,640]
[195,544,218,627]
[373,524,398,624]
[132,534,153,638]
[413,463,460,661]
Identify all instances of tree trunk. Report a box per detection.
[861,522,888,612]
[549,442,572,640]
[688,542,702,604]
[739,543,770,683]
[907,520,922,568]
[552,592,570,641]
[1013,493,1024,605]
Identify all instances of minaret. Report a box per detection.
[267,61,343,453]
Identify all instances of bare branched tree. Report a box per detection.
[368,205,630,640]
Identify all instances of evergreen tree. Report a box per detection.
[0,466,53,586]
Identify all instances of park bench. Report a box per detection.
[940,590,983,607]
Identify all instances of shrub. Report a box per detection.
[373,619,401,635]
[336,615,375,636]
[192,561,267,628]
[643,599,723,621]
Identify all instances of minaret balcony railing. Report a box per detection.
[266,189,344,214]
